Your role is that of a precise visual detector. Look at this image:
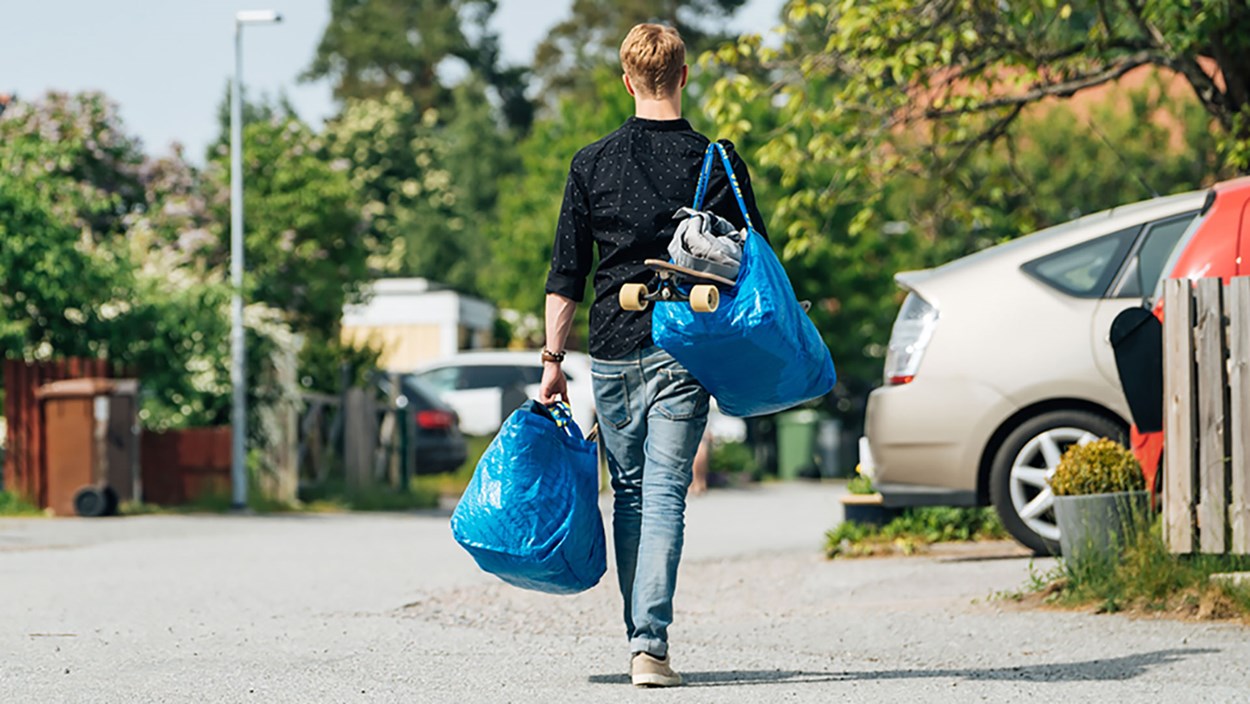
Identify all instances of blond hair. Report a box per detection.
[619,23,686,98]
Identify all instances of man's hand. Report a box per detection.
[539,362,569,405]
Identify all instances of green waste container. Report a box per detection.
[776,409,822,480]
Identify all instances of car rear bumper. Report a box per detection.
[415,434,468,475]
[864,376,1015,494]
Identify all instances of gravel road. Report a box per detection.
[2,482,1248,703]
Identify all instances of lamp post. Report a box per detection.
[231,9,282,509]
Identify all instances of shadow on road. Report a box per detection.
[588,648,1219,687]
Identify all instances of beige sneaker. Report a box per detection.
[631,652,682,688]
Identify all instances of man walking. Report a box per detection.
[538,23,768,688]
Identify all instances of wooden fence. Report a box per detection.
[296,375,412,493]
[1162,277,1250,554]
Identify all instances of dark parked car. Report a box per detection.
[376,373,468,475]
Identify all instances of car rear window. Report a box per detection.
[1022,226,1138,298]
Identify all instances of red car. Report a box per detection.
[1112,176,1250,491]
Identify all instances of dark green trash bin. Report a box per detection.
[776,409,822,480]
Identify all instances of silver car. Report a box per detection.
[861,191,1205,553]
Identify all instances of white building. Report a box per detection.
[341,279,494,371]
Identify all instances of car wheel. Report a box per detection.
[990,410,1126,555]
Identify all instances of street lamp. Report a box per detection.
[231,8,282,510]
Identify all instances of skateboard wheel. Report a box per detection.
[620,283,650,311]
[690,285,719,313]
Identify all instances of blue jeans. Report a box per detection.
[591,345,709,658]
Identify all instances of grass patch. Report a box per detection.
[120,477,440,516]
[0,491,43,517]
[299,481,438,512]
[1015,516,1250,619]
[826,507,1008,558]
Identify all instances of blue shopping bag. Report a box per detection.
[651,142,836,417]
[450,401,606,594]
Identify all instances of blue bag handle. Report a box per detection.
[547,401,574,434]
[691,141,754,233]
[542,400,595,442]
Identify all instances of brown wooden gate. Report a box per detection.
[2,358,113,506]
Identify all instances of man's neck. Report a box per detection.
[633,95,682,121]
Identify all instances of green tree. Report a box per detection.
[533,0,749,99]
[305,0,532,131]
[0,92,145,241]
[306,0,483,107]
[701,2,1227,387]
[207,109,367,332]
[0,183,121,359]
[0,92,237,429]
[322,84,507,294]
[710,1,1245,230]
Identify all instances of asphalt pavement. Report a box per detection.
[2,482,1248,703]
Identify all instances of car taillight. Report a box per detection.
[883,292,939,385]
[416,410,455,430]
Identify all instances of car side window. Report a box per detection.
[1113,213,1198,298]
[1022,226,1138,298]
[416,367,459,394]
[518,366,544,385]
[459,365,524,389]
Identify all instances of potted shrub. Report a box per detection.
[1049,438,1149,566]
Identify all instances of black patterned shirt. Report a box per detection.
[545,116,768,360]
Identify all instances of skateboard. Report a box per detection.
[619,259,735,313]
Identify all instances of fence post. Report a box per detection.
[1163,279,1197,553]
[1195,278,1230,553]
[343,388,376,492]
[1229,277,1250,554]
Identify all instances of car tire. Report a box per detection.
[990,409,1127,555]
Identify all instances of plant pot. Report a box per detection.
[840,493,904,527]
[1054,491,1150,566]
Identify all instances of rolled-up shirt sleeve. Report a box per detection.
[545,164,594,301]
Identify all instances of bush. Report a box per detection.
[825,507,1007,557]
[711,441,756,475]
[1049,438,1144,496]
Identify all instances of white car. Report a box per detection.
[412,350,595,436]
[413,349,746,441]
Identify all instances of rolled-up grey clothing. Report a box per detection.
[667,207,745,281]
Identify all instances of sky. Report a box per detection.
[0,0,786,163]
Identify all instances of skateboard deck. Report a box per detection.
[643,259,736,286]
[642,259,812,313]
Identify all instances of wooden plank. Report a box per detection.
[1,361,11,492]
[1195,278,1229,553]
[2,361,16,495]
[1163,278,1197,553]
[32,362,46,508]
[343,389,377,492]
[1229,277,1250,554]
